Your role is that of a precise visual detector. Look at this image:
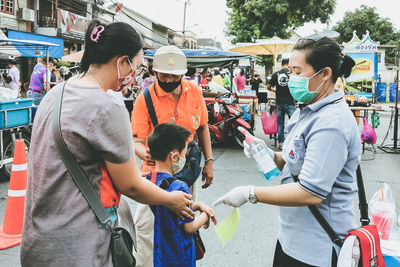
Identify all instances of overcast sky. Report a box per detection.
[120,0,400,50]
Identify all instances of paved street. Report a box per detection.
[0,107,399,267]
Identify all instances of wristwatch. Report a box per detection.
[248,185,258,204]
[204,157,214,163]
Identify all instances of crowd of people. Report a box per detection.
[0,17,362,267]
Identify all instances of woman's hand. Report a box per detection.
[166,191,194,220]
[145,148,156,166]
[212,186,250,208]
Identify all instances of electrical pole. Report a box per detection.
[394,42,400,149]
[182,0,189,49]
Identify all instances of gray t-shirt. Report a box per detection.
[278,90,361,267]
[21,80,135,266]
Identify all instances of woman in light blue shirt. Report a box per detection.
[214,36,361,267]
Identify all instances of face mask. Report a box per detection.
[288,68,326,103]
[171,152,186,175]
[116,57,135,92]
[157,78,181,93]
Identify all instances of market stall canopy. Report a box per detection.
[144,49,252,68]
[62,49,84,62]
[0,30,21,59]
[0,36,59,62]
[229,36,295,70]
[7,30,63,58]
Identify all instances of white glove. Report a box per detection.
[243,137,275,159]
[212,186,250,208]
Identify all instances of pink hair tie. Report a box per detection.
[90,25,105,43]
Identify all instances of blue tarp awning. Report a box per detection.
[145,49,249,57]
[144,49,251,68]
[7,30,64,58]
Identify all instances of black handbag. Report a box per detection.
[52,82,136,267]
[144,86,202,186]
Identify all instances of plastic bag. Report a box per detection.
[261,110,277,135]
[369,183,397,240]
[361,117,377,144]
[371,111,380,129]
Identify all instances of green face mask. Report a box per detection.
[288,68,325,103]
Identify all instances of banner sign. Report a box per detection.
[342,31,379,98]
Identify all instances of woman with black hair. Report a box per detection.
[21,19,194,266]
[214,36,360,267]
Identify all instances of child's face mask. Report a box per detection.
[170,152,186,175]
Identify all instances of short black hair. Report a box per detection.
[186,67,196,77]
[147,123,191,161]
[42,56,54,63]
[8,59,17,65]
[281,58,289,66]
[293,37,355,82]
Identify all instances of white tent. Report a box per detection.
[0,30,21,59]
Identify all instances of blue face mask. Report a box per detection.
[288,68,325,103]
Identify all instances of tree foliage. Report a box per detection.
[333,5,400,64]
[333,5,400,45]
[225,0,336,44]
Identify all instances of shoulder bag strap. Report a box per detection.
[293,164,368,247]
[293,175,344,247]
[144,85,158,127]
[356,165,370,226]
[52,82,111,226]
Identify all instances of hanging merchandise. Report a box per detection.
[361,117,377,144]
[371,111,380,129]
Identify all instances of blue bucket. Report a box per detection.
[376,83,387,102]
[389,83,400,102]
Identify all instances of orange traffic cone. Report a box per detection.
[0,139,27,249]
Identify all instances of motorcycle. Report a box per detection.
[206,92,253,147]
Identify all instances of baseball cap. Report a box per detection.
[153,45,187,75]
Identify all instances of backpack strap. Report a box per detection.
[143,85,158,127]
[149,171,176,190]
[150,170,157,184]
[160,177,177,190]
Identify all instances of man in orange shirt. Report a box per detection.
[131,45,214,266]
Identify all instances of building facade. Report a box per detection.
[106,3,170,49]
[197,38,222,50]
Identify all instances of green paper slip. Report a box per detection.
[214,208,240,246]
